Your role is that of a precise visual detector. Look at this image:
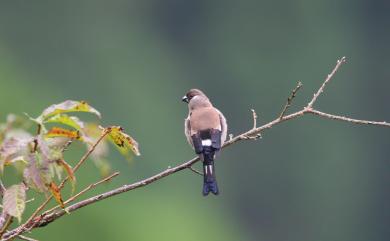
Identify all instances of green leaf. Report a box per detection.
[37,100,101,122]
[3,184,26,223]
[45,114,85,131]
[107,126,140,158]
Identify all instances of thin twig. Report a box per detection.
[18,235,39,241]
[279,81,303,119]
[3,57,390,240]
[243,109,261,140]
[43,172,120,215]
[0,215,12,239]
[0,181,5,198]
[188,166,203,176]
[69,128,111,176]
[251,109,258,129]
[307,56,346,108]
[307,109,390,127]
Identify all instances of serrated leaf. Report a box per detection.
[48,181,65,209]
[23,154,51,193]
[37,100,101,122]
[45,114,85,131]
[107,126,140,158]
[46,127,81,140]
[3,184,26,222]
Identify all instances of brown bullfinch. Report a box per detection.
[182,89,227,196]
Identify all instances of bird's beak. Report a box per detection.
[182,95,189,103]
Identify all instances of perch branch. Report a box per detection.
[2,57,390,240]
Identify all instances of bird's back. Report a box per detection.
[190,107,221,134]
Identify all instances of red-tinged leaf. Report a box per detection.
[46,127,81,140]
[107,126,140,158]
[23,154,51,193]
[57,159,75,182]
[37,100,101,122]
[57,159,76,193]
[3,184,26,223]
[48,181,65,209]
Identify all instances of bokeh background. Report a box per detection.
[0,1,389,241]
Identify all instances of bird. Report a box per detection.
[182,89,227,196]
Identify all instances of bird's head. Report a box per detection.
[182,89,206,103]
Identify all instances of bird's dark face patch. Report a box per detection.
[183,89,204,103]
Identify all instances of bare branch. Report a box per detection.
[2,57,390,240]
[307,109,390,127]
[279,81,303,119]
[307,56,346,108]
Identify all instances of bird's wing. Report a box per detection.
[184,115,194,148]
[216,109,228,145]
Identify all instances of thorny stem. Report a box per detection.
[2,57,390,241]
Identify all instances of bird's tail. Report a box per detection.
[202,146,219,196]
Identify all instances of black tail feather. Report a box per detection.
[202,147,219,196]
[191,130,222,196]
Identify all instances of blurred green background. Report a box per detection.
[0,0,389,241]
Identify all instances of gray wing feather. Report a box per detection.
[216,109,228,145]
[184,116,193,148]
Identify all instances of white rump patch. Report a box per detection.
[202,139,212,146]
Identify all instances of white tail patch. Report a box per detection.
[208,165,213,175]
[201,139,212,146]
